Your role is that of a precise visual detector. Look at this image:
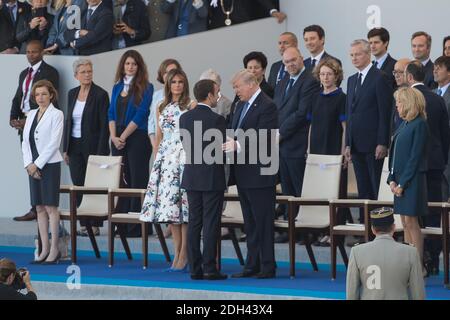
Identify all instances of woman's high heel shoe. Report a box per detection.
[172,265,188,273]
[30,252,49,264]
[42,252,61,265]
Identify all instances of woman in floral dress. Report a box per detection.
[140,69,190,271]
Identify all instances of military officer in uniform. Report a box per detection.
[346,207,425,300]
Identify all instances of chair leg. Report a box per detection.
[229,227,245,266]
[118,227,132,260]
[154,224,171,262]
[70,218,77,264]
[108,222,114,267]
[305,237,319,271]
[331,234,337,279]
[86,222,101,259]
[142,223,148,269]
[338,236,349,267]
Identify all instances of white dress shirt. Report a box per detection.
[358,63,373,85]
[374,52,388,69]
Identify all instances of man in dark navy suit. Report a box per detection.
[344,39,392,224]
[411,31,437,89]
[180,79,227,281]
[0,0,29,53]
[272,47,319,243]
[367,27,397,89]
[267,32,298,90]
[223,70,278,279]
[302,25,341,72]
[65,0,113,55]
[405,61,450,276]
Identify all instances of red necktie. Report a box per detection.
[22,67,34,111]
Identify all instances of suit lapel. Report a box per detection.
[35,104,55,131]
[280,71,305,108]
[240,94,261,129]
[232,102,244,129]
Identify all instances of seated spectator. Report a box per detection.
[346,208,425,300]
[162,0,207,39]
[112,0,150,50]
[15,0,53,53]
[65,0,113,55]
[0,0,29,54]
[44,0,86,55]
[0,258,37,300]
[145,0,170,43]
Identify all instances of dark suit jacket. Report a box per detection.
[0,1,29,51]
[180,104,226,191]
[378,53,397,89]
[208,0,275,29]
[162,0,207,39]
[228,91,278,188]
[268,60,283,91]
[10,60,59,121]
[304,51,342,71]
[15,6,53,53]
[63,83,110,157]
[65,1,113,55]
[345,65,392,153]
[246,0,279,20]
[423,60,437,89]
[121,0,151,46]
[414,84,449,171]
[274,70,320,158]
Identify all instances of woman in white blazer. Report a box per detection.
[22,80,64,264]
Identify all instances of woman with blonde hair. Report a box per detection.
[388,87,428,275]
[140,69,190,271]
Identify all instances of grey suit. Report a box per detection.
[346,234,425,300]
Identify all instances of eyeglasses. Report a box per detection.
[392,70,404,76]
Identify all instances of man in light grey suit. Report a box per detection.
[434,56,450,201]
[346,208,425,300]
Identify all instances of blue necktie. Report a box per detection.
[87,8,93,22]
[311,58,316,69]
[373,60,379,69]
[277,64,286,84]
[437,88,443,96]
[283,78,295,100]
[236,102,250,129]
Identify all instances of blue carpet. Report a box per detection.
[1,246,449,300]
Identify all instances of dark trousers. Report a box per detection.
[237,185,276,274]
[112,129,152,236]
[424,170,443,268]
[68,137,102,227]
[351,152,384,222]
[187,190,224,275]
[279,156,306,219]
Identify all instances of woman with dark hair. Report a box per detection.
[22,80,63,263]
[444,36,450,57]
[243,51,274,98]
[140,69,190,271]
[108,49,153,237]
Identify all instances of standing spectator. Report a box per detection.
[0,0,29,54]
[109,50,153,237]
[112,0,150,50]
[15,0,53,54]
[346,208,425,300]
[63,59,110,236]
[145,0,170,43]
[65,0,113,55]
[303,25,341,72]
[388,87,429,275]
[199,69,232,119]
[405,61,450,276]
[267,32,297,90]
[411,31,437,89]
[10,40,59,222]
[44,0,85,55]
[0,258,37,300]
[344,39,392,226]
[367,27,397,88]
[22,80,63,264]
[444,36,450,57]
[140,69,190,271]
[224,70,278,279]
[180,79,227,280]
[161,0,207,39]
[391,58,411,133]
[243,51,273,98]
[148,58,182,150]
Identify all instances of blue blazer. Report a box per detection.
[161,0,207,39]
[108,81,154,131]
[346,65,393,153]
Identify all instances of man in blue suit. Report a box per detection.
[302,24,341,71]
[411,31,437,89]
[161,0,207,39]
[367,27,397,89]
[345,39,392,224]
[223,70,278,279]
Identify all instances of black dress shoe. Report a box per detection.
[204,272,228,280]
[13,210,37,222]
[231,270,259,278]
[254,271,276,279]
[190,274,204,280]
[274,232,289,243]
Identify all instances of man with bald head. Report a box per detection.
[268,32,298,90]
[272,47,319,238]
[391,58,411,132]
[345,39,392,226]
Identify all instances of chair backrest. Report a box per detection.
[222,185,244,220]
[377,157,392,201]
[297,154,343,227]
[78,155,122,214]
